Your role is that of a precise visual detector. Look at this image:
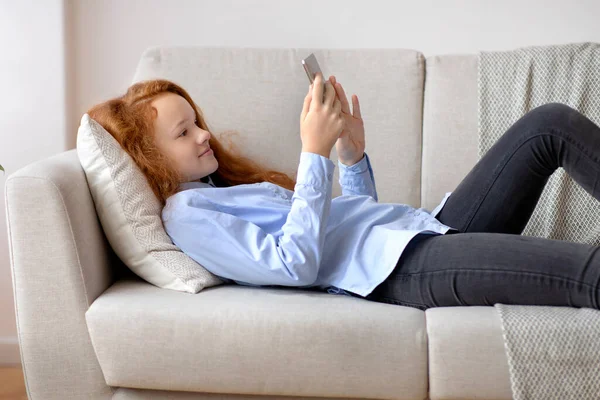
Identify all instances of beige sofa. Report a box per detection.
[6,47,514,400]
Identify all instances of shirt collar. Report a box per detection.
[178,175,216,191]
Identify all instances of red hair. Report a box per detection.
[87,79,297,207]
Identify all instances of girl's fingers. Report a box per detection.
[312,73,324,107]
[352,94,361,118]
[301,86,312,120]
[335,82,351,114]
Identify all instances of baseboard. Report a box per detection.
[0,336,22,366]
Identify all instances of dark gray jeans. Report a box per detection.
[366,103,600,310]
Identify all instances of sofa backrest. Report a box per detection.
[133,47,487,212]
[133,47,427,207]
[422,54,480,212]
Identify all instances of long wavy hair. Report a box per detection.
[87,79,297,207]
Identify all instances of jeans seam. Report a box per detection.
[396,268,599,290]
[464,127,600,231]
[376,296,428,308]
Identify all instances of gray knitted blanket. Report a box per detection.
[495,304,600,399]
[478,42,600,245]
[480,43,600,400]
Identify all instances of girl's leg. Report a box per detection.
[436,102,600,233]
[365,102,600,309]
[366,232,600,310]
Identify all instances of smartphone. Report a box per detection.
[302,53,326,99]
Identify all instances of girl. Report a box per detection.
[88,72,600,310]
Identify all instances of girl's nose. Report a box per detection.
[196,129,210,143]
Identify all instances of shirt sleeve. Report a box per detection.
[162,152,335,287]
[338,152,378,202]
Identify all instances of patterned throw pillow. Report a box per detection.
[76,113,225,293]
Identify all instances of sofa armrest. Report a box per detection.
[5,149,116,399]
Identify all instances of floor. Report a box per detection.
[0,366,27,400]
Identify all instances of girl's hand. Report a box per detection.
[299,73,344,159]
[328,75,366,166]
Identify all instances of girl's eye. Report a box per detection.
[179,119,198,137]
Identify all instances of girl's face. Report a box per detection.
[151,93,218,183]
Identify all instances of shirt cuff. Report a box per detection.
[297,152,335,188]
[338,153,368,173]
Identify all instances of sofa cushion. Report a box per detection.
[132,46,425,207]
[421,54,480,212]
[76,114,225,293]
[86,277,429,400]
[112,387,369,399]
[421,55,514,400]
[426,307,513,400]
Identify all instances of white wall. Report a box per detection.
[2,0,600,365]
[0,0,67,365]
[68,0,600,149]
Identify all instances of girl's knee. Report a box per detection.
[516,102,589,138]
[528,102,583,124]
[528,102,573,118]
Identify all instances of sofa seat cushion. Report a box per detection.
[112,387,373,399]
[426,307,513,400]
[86,276,429,400]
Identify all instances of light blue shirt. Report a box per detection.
[162,152,455,298]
